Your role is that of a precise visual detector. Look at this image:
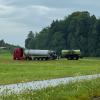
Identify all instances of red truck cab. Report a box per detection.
[13,48,24,60]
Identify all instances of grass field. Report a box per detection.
[0,52,100,99]
[0,52,100,85]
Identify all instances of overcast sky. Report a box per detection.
[0,0,100,47]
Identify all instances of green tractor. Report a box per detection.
[61,50,81,60]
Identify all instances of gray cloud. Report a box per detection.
[3,0,100,8]
[0,0,100,46]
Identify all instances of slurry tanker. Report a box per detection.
[13,48,81,61]
[61,50,81,60]
[13,48,57,60]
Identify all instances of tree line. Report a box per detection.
[0,39,20,53]
[25,11,100,57]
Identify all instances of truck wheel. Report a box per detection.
[25,57,28,60]
[13,57,16,60]
[28,57,32,60]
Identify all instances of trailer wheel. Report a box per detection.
[41,58,43,61]
[42,58,45,60]
[39,58,41,60]
[35,58,38,60]
[67,57,71,60]
[75,56,79,60]
[36,58,39,60]
[39,58,42,60]
[33,58,35,60]
[71,57,74,60]
[34,58,38,60]
[67,57,70,60]
[45,57,48,60]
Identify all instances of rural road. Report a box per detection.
[0,74,100,95]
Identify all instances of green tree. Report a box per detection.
[25,31,35,49]
[25,11,100,57]
[51,32,66,54]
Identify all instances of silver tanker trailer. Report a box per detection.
[24,49,57,60]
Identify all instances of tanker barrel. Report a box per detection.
[61,50,70,57]
[24,50,51,56]
[72,50,80,55]
[61,49,81,57]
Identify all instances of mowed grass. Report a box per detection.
[0,52,100,85]
[1,78,100,100]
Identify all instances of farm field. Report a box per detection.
[0,52,100,85]
[1,78,100,100]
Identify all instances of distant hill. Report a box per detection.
[25,11,100,57]
[0,39,20,53]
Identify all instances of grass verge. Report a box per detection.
[1,78,100,100]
